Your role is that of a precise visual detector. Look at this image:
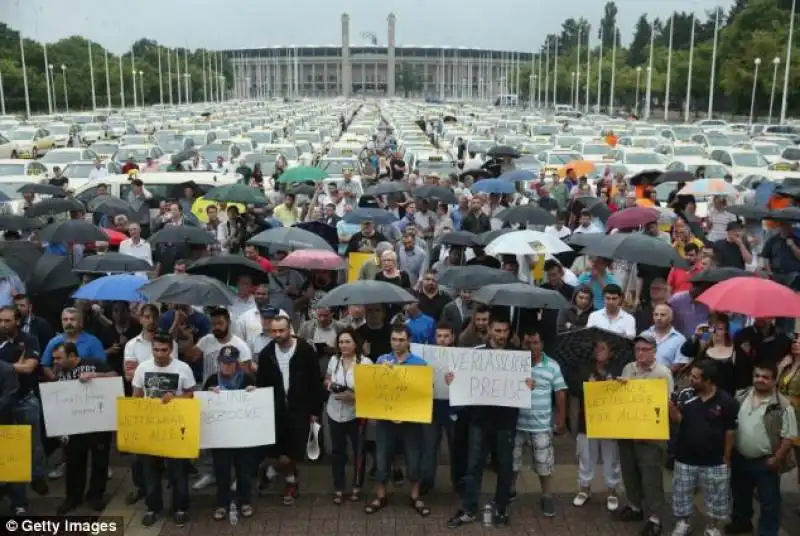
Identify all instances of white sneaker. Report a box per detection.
[671,519,691,536]
[606,495,620,512]
[230,480,237,492]
[48,463,65,480]
[107,469,113,479]
[703,528,721,536]
[192,474,215,491]
[572,491,590,507]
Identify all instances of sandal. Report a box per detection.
[333,492,343,505]
[410,497,431,517]
[364,496,388,514]
[240,504,253,518]
[213,507,227,521]
[348,489,361,502]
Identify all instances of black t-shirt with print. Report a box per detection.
[56,359,113,381]
[0,332,40,399]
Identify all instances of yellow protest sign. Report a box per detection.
[117,398,201,459]
[347,252,374,282]
[355,364,433,424]
[583,378,670,440]
[0,425,31,482]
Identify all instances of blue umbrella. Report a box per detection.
[472,178,516,195]
[343,208,399,225]
[71,274,149,302]
[498,169,536,183]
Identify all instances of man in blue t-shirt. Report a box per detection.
[41,308,105,371]
[577,257,619,310]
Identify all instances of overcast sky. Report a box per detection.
[2,0,730,54]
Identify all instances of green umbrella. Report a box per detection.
[204,184,268,205]
[276,166,329,184]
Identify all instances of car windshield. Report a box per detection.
[532,125,560,136]
[63,163,95,179]
[731,153,768,167]
[672,127,700,141]
[519,143,550,155]
[199,146,229,161]
[726,133,749,144]
[0,164,26,176]
[467,140,493,153]
[516,156,541,170]
[581,144,610,155]
[84,125,103,133]
[547,153,580,165]
[47,125,70,135]
[115,148,150,162]
[707,134,731,146]
[687,164,728,178]
[755,145,781,156]
[554,136,580,147]
[91,143,118,154]
[186,134,207,145]
[249,132,274,143]
[40,151,83,164]
[243,154,275,171]
[321,160,358,175]
[7,130,34,142]
[121,135,148,145]
[632,138,659,148]
[624,153,663,164]
[635,128,657,136]
[674,145,706,156]
[0,182,26,200]
[159,138,186,153]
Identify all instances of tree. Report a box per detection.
[628,15,652,66]
[395,63,421,98]
[599,1,618,49]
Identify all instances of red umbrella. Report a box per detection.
[278,249,346,271]
[696,277,800,318]
[606,207,660,230]
[102,228,128,247]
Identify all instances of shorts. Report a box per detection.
[513,431,554,475]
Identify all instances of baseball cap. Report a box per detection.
[633,333,657,347]
[726,221,743,231]
[218,345,240,363]
[259,306,280,318]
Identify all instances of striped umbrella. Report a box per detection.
[678,178,737,197]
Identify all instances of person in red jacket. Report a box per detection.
[120,155,139,175]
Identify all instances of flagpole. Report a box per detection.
[203,50,208,102]
[707,8,720,118]
[780,0,796,123]
[664,14,674,120]
[118,56,125,109]
[167,49,173,105]
[596,26,603,114]
[104,49,111,108]
[88,41,97,110]
[575,26,582,109]
[158,47,164,106]
[43,43,53,114]
[544,37,550,108]
[644,22,655,119]
[131,48,137,108]
[19,35,31,118]
[685,12,696,123]
[553,37,559,105]
[584,28,591,113]
[609,25,616,116]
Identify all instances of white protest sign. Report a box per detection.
[448,348,531,408]
[40,377,124,437]
[412,343,452,399]
[196,388,276,449]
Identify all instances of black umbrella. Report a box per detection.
[0,215,42,231]
[290,184,316,197]
[140,274,238,307]
[0,242,42,281]
[186,255,270,284]
[436,265,518,290]
[580,233,689,269]
[89,197,137,220]
[293,221,338,252]
[767,206,800,222]
[495,205,557,226]
[475,229,512,247]
[437,231,478,247]
[249,226,334,252]
[728,205,771,220]
[316,281,417,308]
[364,182,409,196]
[149,225,215,246]
[413,186,458,205]
[472,283,569,309]
[17,183,67,197]
[487,145,521,159]
[73,253,153,274]
[458,169,493,180]
[40,220,107,244]
[171,149,193,166]
[654,170,695,185]
[25,197,85,218]
[690,267,754,285]
[343,208,398,225]
[28,253,80,295]
[566,232,606,250]
[575,196,613,222]
[629,170,663,187]
[554,327,634,392]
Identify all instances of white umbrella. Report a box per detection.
[485,230,571,257]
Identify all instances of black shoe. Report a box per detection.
[124,489,145,505]
[392,469,405,487]
[141,511,158,527]
[419,482,432,496]
[725,521,753,535]
[493,509,510,528]
[447,510,476,529]
[368,466,377,480]
[86,496,105,512]
[509,491,518,502]
[613,506,645,522]
[30,478,49,496]
[56,499,81,516]
[639,521,662,536]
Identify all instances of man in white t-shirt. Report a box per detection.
[123,305,178,382]
[544,212,572,240]
[130,332,196,528]
[586,283,636,337]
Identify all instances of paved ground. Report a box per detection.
[5,435,797,536]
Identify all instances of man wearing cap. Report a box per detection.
[712,221,753,270]
[121,155,139,175]
[344,219,388,257]
[612,333,674,536]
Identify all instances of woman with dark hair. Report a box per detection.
[325,328,373,504]
[557,285,594,332]
[678,314,735,394]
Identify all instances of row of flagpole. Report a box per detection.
[12,35,227,116]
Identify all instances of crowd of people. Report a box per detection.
[0,123,799,536]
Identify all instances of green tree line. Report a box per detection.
[0,24,233,115]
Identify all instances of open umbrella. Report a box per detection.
[315,281,417,308]
[27,253,80,295]
[364,182,409,196]
[629,170,663,187]
[186,255,270,284]
[487,145,521,159]
[149,225,215,246]
[606,207,661,230]
[89,197,137,220]
[343,208,398,225]
[498,169,537,182]
[72,274,149,302]
[413,186,458,204]
[279,250,346,271]
[554,327,634,391]
[276,166,329,184]
[485,230,571,256]
[766,206,800,222]
[471,179,516,195]
[575,196,613,222]
[696,276,800,317]
[472,283,570,309]
[73,252,153,274]
[654,170,694,185]
[689,267,754,285]
[558,160,596,178]
[678,179,737,197]
[40,220,107,244]
[17,183,67,197]
[566,232,605,250]
[25,197,85,218]
[580,233,689,269]
[293,221,338,252]
[495,205,557,226]
[0,215,42,231]
[204,184,269,205]
[140,274,239,307]
[475,229,512,247]
[728,205,770,220]
[458,169,492,181]
[436,265,518,290]
[249,227,335,252]
[437,231,479,248]
[0,241,42,280]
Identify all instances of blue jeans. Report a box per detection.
[130,455,145,493]
[730,452,782,536]
[142,456,189,513]
[375,421,423,485]
[421,403,457,491]
[211,448,253,508]
[460,424,515,514]
[329,419,365,491]
[13,394,46,481]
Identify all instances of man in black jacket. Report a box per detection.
[256,316,323,505]
[0,359,22,514]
